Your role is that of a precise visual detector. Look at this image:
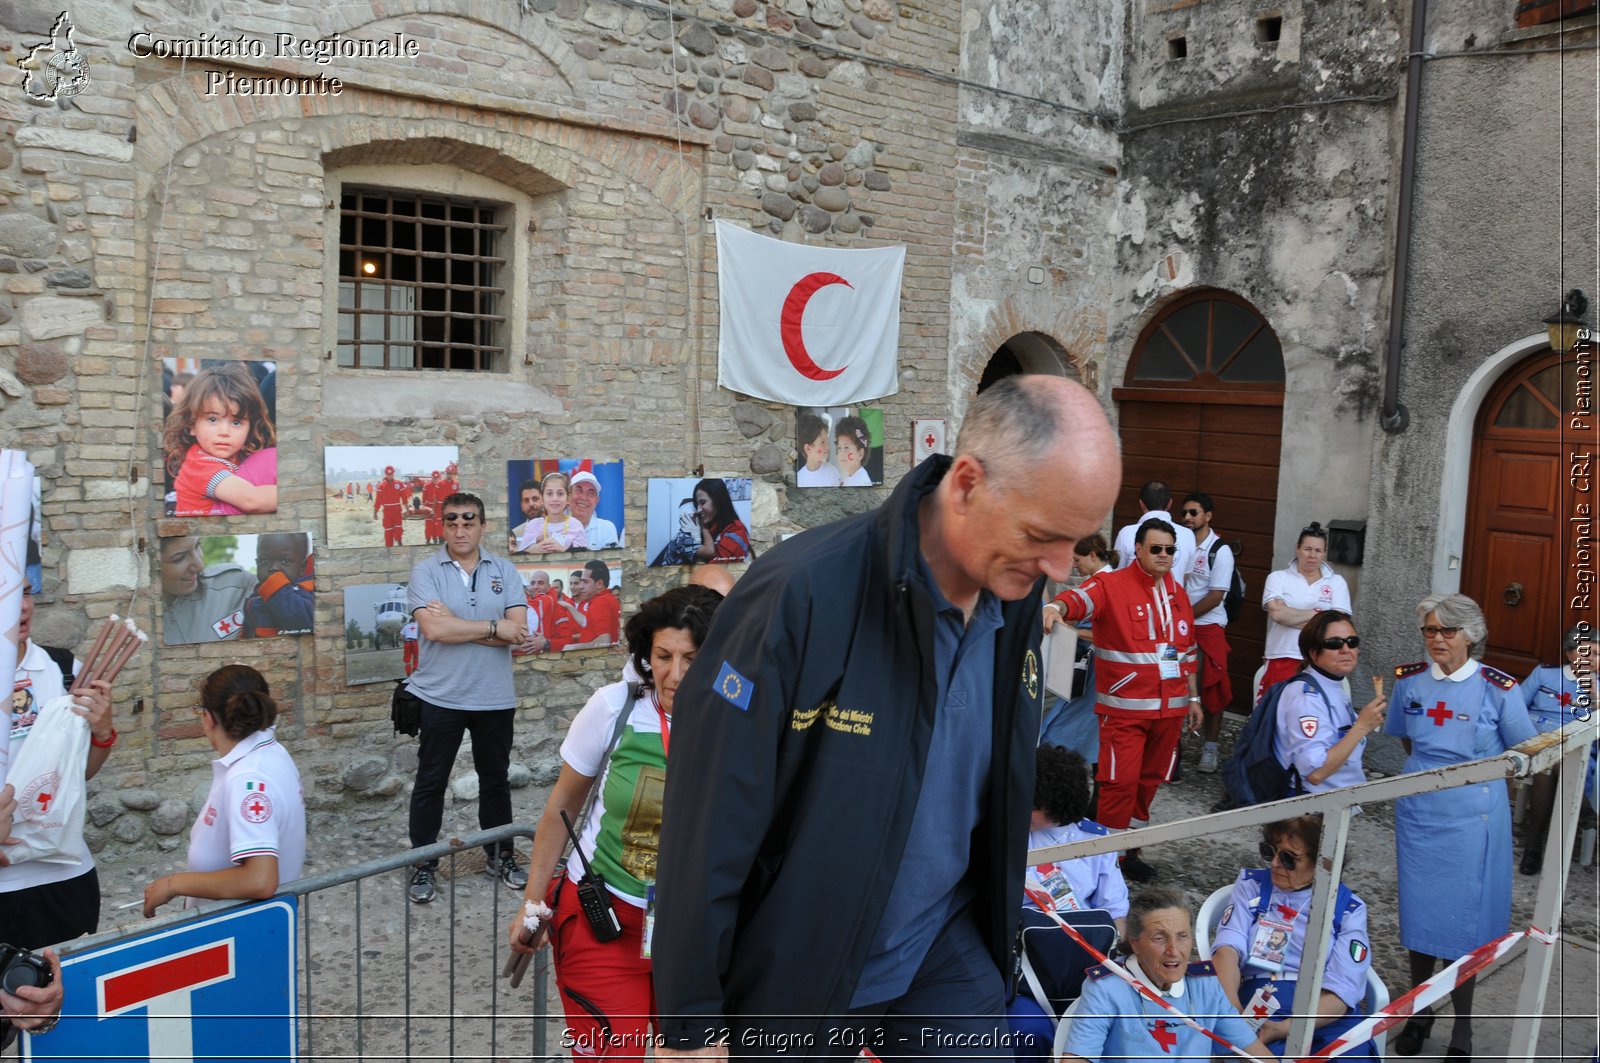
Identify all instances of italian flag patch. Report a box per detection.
[246,781,266,792]
[1350,940,1369,963]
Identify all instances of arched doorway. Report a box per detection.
[1463,344,1600,676]
[977,331,1080,392]
[1116,289,1286,711]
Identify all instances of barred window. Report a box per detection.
[336,187,508,371]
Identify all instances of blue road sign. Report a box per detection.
[28,897,297,1063]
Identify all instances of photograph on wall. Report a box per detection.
[912,417,946,466]
[644,477,754,567]
[161,358,279,517]
[793,406,885,488]
[505,459,626,555]
[160,531,315,646]
[343,581,414,685]
[514,560,624,653]
[323,445,461,550]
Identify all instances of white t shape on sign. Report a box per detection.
[97,938,236,1063]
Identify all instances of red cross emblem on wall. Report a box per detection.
[1426,701,1453,726]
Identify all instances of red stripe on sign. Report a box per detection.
[102,943,232,1013]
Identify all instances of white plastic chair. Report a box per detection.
[1196,884,1391,1055]
[1050,996,1083,1061]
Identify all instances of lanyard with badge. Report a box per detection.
[640,692,671,960]
[1246,892,1303,975]
[1151,580,1182,680]
[1031,864,1082,912]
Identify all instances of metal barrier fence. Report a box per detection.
[58,825,558,1062]
[1028,716,1599,1061]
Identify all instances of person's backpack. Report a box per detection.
[1218,673,1326,808]
[1209,539,1246,623]
[41,645,75,689]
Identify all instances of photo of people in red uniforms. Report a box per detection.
[323,445,460,549]
[512,561,624,654]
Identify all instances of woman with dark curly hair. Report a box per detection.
[508,584,725,1063]
[1025,744,1128,934]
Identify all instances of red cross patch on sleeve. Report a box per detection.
[241,792,274,823]
[1298,716,1319,738]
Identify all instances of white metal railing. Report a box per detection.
[1029,717,1599,1060]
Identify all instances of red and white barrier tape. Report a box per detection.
[1296,924,1559,1062]
[1022,883,1260,1061]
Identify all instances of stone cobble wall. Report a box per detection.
[0,0,962,858]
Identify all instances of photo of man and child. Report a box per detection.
[160,531,315,646]
[504,459,625,555]
[794,406,885,488]
[161,359,279,517]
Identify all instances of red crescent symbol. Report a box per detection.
[780,272,852,380]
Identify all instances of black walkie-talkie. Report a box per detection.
[561,810,622,942]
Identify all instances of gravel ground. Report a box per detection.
[82,717,1597,1061]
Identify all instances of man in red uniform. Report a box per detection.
[422,471,446,545]
[1045,520,1200,881]
[373,466,409,547]
[517,569,560,653]
[557,559,620,650]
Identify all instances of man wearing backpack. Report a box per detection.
[1180,492,1236,773]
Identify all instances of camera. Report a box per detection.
[0,944,52,995]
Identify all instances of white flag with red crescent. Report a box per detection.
[715,220,904,406]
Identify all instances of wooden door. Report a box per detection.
[1116,289,1287,712]
[1464,346,1600,677]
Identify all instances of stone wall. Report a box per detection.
[0,0,964,853]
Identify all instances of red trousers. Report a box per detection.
[1194,624,1232,715]
[403,640,419,674]
[1095,713,1184,829]
[547,875,656,1062]
[1258,656,1303,702]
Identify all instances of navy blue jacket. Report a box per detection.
[654,456,1046,1051]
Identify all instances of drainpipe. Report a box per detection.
[1381,0,1428,433]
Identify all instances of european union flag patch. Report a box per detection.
[715,660,754,711]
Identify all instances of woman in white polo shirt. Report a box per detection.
[143,665,305,916]
[1259,522,1352,700]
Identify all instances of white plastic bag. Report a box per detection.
[5,694,89,866]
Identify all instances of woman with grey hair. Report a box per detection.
[1385,592,1535,1060]
[1062,887,1272,1062]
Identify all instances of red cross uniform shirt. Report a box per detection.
[187,728,306,903]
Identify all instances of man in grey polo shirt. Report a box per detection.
[404,491,531,904]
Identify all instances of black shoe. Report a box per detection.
[1445,1048,1471,1061]
[1520,847,1543,875]
[1119,851,1158,883]
[1393,1018,1432,1056]
[490,850,528,890]
[408,865,437,905]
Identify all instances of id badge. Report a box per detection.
[1157,643,1181,681]
[1034,863,1081,912]
[1247,916,1292,974]
[641,882,656,960]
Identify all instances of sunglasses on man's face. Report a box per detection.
[1319,636,1361,650]
[1181,508,1203,517]
[1259,842,1306,870]
[442,512,480,524]
[1144,544,1178,556]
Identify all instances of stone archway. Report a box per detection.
[977,330,1082,393]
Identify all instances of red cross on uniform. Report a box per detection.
[217,617,236,635]
[1151,1019,1177,1053]
[36,791,52,812]
[1426,701,1453,726]
[1275,904,1298,921]
[247,798,266,818]
[1559,691,1573,706]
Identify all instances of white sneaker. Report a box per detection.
[1198,746,1220,774]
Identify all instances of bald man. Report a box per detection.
[655,376,1121,1061]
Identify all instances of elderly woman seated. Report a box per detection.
[1211,815,1376,1060]
[1063,887,1273,1063]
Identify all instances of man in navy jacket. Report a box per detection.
[654,376,1122,1059]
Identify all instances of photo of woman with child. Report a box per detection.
[161,359,279,517]
[794,406,884,488]
[160,532,314,646]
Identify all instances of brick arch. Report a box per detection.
[956,296,1097,392]
[288,3,587,92]
[132,77,702,219]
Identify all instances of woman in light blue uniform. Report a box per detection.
[1273,611,1388,796]
[1040,536,1117,761]
[1211,815,1376,1061]
[1518,624,1598,873]
[1062,887,1273,1063]
[1385,593,1535,1060]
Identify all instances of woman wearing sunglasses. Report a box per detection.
[1210,815,1376,1061]
[1272,611,1388,796]
[1386,593,1535,1060]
